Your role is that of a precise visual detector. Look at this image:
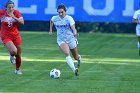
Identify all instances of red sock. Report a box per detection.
[16,57,21,70]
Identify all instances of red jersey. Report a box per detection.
[0,10,23,37]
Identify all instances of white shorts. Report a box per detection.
[136,29,140,36]
[136,25,140,36]
[57,39,78,49]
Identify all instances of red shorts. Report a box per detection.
[1,34,22,46]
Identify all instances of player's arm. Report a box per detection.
[49,20,53,35]
[132,18,140,24]
[69,16,79,37]
[71,25,79,37]
[132,11,140,24]
[8,11,24,25]
[10,14,24,25]
[12,16,24,25]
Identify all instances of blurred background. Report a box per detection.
[0,0,138,33]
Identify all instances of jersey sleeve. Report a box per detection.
[133,11,138,19]
[51,16,56,22]
[0,10,3,18]
[14,10,23,19]
[68,16,75,26]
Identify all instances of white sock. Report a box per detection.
[66,55,76,72]
[78,55,81,61]
[138,42,140,49]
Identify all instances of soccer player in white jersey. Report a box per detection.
[133,3,140,55]
[49,4,81,76]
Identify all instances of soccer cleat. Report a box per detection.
[15,70,22,75]
[10,56,16,64]
[75,68,79,76]
[77,55,81,68]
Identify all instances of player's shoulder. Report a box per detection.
[52,15,58,18]
[51,15,59,21]
[65,15,74,21]
[65,15,73,19]
[135,9,140,14]
[13,10,21,14]
[0,10,6,13]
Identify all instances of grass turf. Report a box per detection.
[0,32,140,93]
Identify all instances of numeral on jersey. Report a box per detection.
[8,21,13,27]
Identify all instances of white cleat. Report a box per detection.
[15,70,22,75]
[10,56,16,64]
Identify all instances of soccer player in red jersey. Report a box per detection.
[0,0,24,74]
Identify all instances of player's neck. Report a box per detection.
[59,14,66,19]
[6,10,14,15]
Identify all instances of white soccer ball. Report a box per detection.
[50,69,61,79]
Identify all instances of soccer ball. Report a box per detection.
[50,69,61,79]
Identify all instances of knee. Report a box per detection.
[64,52,69,56]
[63,50,70,57]
[15,53,21,58]
[10,49,17,56]
[74,54,80,60]
[74,56,78,60]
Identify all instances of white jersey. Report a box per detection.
[51,15,76,44]
[133,9,140,36]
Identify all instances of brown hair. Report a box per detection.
[5,0,14,8]
[57,4,67,12]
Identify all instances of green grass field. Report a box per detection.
[0,32,140,93]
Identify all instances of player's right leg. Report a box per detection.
[5,42,22,74]
[4,41,21,74]
[0,37,16,64]
[4,41,17,63]
[59,42,76,73]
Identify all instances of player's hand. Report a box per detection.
[7,11,15,18]
[48,31,53,35]
[74,33,79,38]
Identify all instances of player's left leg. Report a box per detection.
[69,40,81,76]
[13,35,22,74]
[70,47,81,68]
[15,45,22,74]
[137,36,140,55]
[136,29,140,55]
[69,38,81,68]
